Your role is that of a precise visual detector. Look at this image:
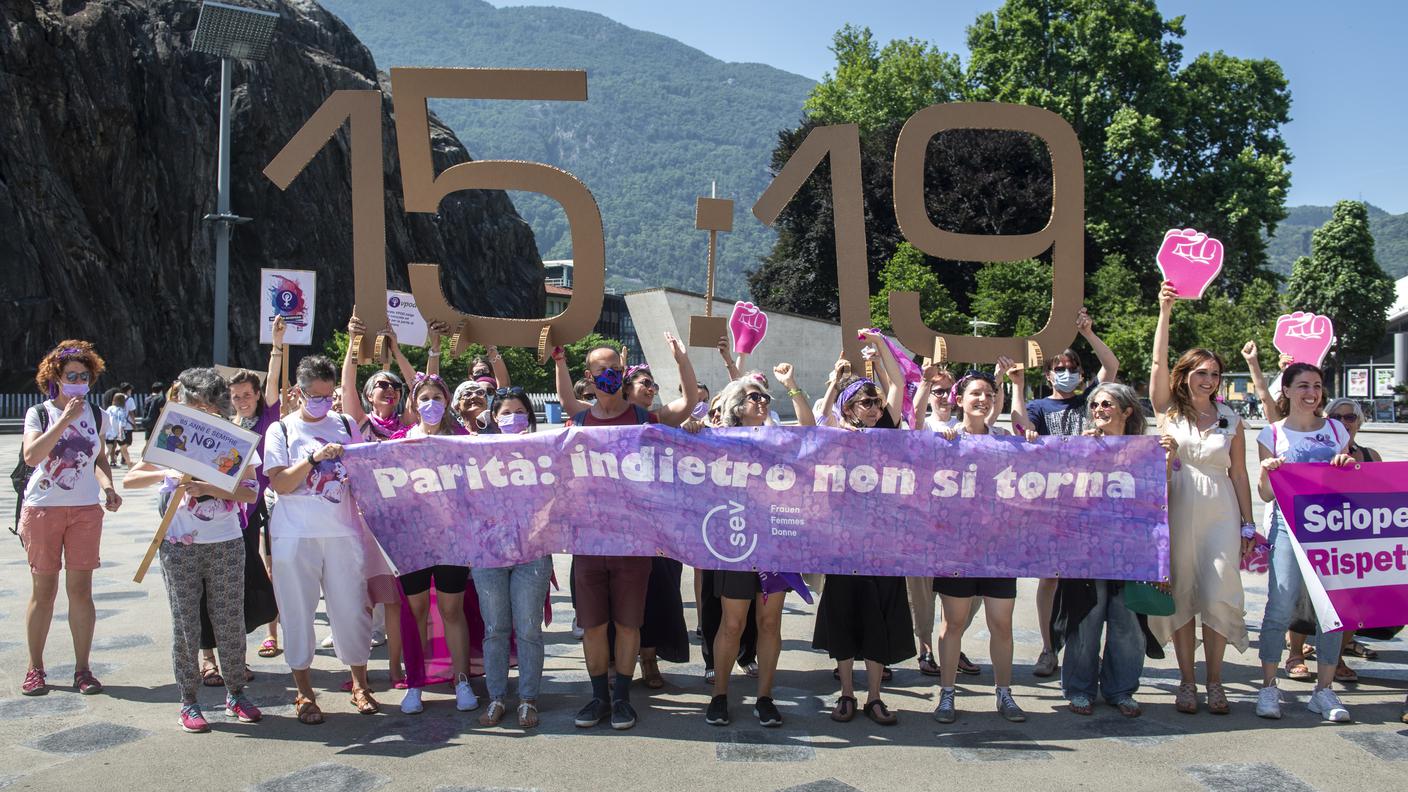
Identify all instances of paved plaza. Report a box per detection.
[1,429,1406,791]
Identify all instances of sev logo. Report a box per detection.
[701,501,757,563]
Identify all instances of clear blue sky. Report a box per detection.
[502,0,1408,214]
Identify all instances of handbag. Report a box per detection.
[1123,582,1175,616]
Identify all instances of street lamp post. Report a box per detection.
[193,1,278,365]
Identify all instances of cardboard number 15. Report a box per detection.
[262,69,605,360]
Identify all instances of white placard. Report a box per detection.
[258,269,316,345]
[386,290,428,347]
[141,403,261,492]
[1347,368,1370,398]
[1375,368,1397,397]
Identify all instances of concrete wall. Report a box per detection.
[624,288,854,421]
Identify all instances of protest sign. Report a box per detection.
[342,427,1169,581]
[1271,461,1408,631]
[1156,228,1224,299]
[258,268,315,345]
[1273,311,1334,368]
[1348,368,1370,398]
[1375,368,1397,397]
[386,290,428,347]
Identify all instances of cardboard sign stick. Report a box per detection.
[133,474,192,584]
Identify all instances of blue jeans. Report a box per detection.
[1060,581,1145,702]
[474,556,554,701]
[1258,507,1342,666]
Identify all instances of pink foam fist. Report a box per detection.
[1156,228,1224,299]
[1273,311,1335,368]
[729,301,769,355]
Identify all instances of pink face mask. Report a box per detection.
[495,412,530,434]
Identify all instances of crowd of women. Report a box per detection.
[14,283,1407,736]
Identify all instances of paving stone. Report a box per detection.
[361,714,465,746]
[251,762,389,792]
[92,633,153,651]
[933,729,1052,762]
[53,609,119,622]
[24,721,149,756]
[1184,763,1317,792]
[433,787,543,792]
[0,640,21,653]
[91,589,148,601]
[1083,714,1188,746]
[1340,730,1408,761]
[0,775,20,790]
[774,780,861,792]
[47,661,119,680]
[0,695,87,720]
[716,729,815,762]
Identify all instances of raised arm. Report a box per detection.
[1000,356,1036,436]
[551,346,591,418]
[424,321,450,379]
[264,316,285,406]
[1241,341,1280,422]
[1078,307,1119,383]
[989,367,1006,428]
[861,331,905,424]
[655,332,700,426]
[774,363,816,426]
[485,345,511,388]
[1149,281,1177,415]
[341,316,371,428]
[716,336,741,382]
[910,367,934,431]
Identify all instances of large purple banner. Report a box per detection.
[342,426,1169,580]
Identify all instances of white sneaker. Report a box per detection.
[571,618,584,640]
[400,686,424,714]
[320,634,335,649]
[455,674,479,712]
[1308,686,1351,722]
[370,629,387,648]
[1255,685,1282,719]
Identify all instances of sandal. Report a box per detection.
[830,695,857,722]
[1206,682,1229,715]
[517,700,539,729]
[863,698,898,725]
[1344,640,1378,660]
[479,699,507,727]
[1335,661,1359,684]
[1175,682,1198,714]
[258,638,281,658]
[957,653,980,676]
[200,661,224,688]
[295,694,324,725]
[743,662,759,678]
[1114,696,1143,718]
[350,687,380,715]
[640,657,664,689]
[918,652,940,676]
[1284,656,1313,681]
[1067,694,1093,715]
[704,668,716,684]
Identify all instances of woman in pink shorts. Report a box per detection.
[18,340,123,696]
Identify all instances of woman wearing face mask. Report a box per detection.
[1253,364,1357,722]
[932,360,1038,725]
[473,391,555,728]
[19,340,122,697]
[1149,281,1255,715]
[1050,383,1152,718]
[123,369,264,732]
[342,316,416,441]
[264,355,380,724]
[703,364,814,728]
[814,334,916,726]
[387,374,477,715]
[191,327,284,687]
[452,380,499,434]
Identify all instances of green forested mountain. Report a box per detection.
[320,0,814,298]
[1267,204,1408,281]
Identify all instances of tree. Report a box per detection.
[969,259,1052,338]
[805,25,964,135]
[868,243,967,334]
[1287,201,1396,356]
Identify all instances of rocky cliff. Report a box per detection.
[0,0,544,390]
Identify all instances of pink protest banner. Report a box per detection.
[1273,311,1335,368]
[1271,461,1408,631]
[1156,228,1224,299]
[728,301,769,355]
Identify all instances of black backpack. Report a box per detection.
[10,401,103,535]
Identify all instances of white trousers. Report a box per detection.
[272,536,372,670]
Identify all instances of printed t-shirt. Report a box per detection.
[262,413,359,539]
[1257,419,1348,463]
[164,451,260,544]
[22,401,113,507]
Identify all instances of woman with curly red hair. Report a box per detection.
[19,340,123,696]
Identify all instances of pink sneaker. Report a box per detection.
[179,703,210,733]
[224,694,262,723]
[21,668,47,696]
[73,668,103,695]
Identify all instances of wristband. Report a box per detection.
[787,388,805,399]
[306,451,318,467]
[1240,522,1256,540]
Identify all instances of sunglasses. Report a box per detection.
[745,391,772,406]
[633,379,659,391]
[63,371,92,383]
[1089,399,1117,410]
[1330,413,1359,424]
[372,380,398,390]
[495,386,526,399]
[854,396,883,410]
[461,385,489,396]
[1051,365,1080,373]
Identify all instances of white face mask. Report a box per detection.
[1052,370,1082,392]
